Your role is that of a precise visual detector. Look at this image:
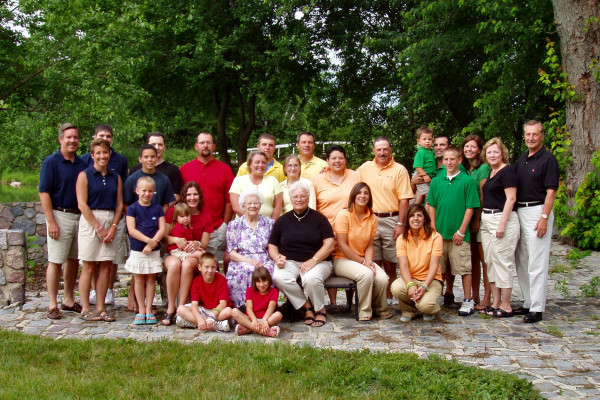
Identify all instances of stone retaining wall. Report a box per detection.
[0,229,27,306]
[0,202,47,268]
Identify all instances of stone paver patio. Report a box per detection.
[1,241,599,399]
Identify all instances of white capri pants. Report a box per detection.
[480,211,520,288]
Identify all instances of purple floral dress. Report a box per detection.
[226,215,275,307]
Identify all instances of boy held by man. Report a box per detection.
[427,146,480,316]
[176,252,233,331]
[412,126,437,205]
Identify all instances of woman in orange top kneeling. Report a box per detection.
[390,203,443,322]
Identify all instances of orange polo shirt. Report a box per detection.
[333,208,378,259]
[396,229,443,282]
[357,157,413,213]
[313,169,361,225]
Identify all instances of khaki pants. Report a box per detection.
[481,211,520,288]
[333,258,389,319]
[273,259,332,312]
[390,278,442,318]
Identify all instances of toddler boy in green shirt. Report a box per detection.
[412,126,437,205]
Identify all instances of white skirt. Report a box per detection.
[124,250,163,274]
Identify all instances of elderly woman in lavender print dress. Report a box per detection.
[226,188,276,307]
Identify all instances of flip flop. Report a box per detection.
[134,314,146,325]
[145,314,157,325]
[494,308,513,318]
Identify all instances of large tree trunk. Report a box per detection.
[233,84,256,165]
[552,0,600,202]
[211,87,232,167]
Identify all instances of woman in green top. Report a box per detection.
[461,135,492,311]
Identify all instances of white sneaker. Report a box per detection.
[387,298,398,307]
[175,315,196,328]
[215,319,230,332]
[399,314,412,322]
[89,290,96,305]
[105,289,115,306]
[423,314,435,321]
[458,299,475,316]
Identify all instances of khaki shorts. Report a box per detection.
[78,210,117,262]
[440,240,471,276]
[113,216,128,265]
[411,171,430,195]
[207,222,227,260]
[47,210,79,264]
[373,216,398,263]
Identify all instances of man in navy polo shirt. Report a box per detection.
[39,123,86,319]
[80,124,129,307]
[514,120,560,323]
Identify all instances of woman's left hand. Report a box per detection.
[183,240,197,253]
[496,222,506,238]
[252,259,264,268]
[365,259,376,275]
[300,258,317,274]
[103,225,117,243]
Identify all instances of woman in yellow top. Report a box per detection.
[333,183,391,321]
[390,203,443,322]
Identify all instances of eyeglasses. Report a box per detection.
[245,201,261,206]
[292,194,308,201]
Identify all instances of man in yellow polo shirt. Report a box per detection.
[357,136,413,301]
[237,133,285,182]
[297,131,328,180]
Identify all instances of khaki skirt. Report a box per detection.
[78,210,117,262]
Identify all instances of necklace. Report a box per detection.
[293,208,309,222]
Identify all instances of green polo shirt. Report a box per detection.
[413,146,437,177]
[467,163,491,195]
[427,171,480,243]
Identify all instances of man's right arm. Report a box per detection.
[39,192,59,239]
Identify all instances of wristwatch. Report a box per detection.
[541,213,549,220]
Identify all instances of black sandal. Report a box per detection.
[301,307,315,325]
[161,312,176,326]
[313,311,327,327]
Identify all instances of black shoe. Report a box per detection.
[524,312,543,323]
[443,292,455,306]
[512,306,530,316]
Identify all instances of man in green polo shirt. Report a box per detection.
[427,146,480,316]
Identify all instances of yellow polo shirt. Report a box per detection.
[237,159,285,182]
[313,169,361,225]
[300,155,328,181]
[357,157,413,213]
[396,229,443,282]
[333,208,378,259]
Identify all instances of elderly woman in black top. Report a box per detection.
[268,181,335,327]
[480,138,520,317]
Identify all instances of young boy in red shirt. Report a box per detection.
[176,252,233,331]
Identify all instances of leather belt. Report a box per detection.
[517,201,543,207]
[53,207,80,214]
[373,211,399,218]
[482,208,502,214]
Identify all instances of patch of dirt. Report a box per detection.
[367,332,401,344]
[26,264,47,292]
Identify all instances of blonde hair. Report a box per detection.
[136,176,155,189]
[482,137,510,165]
[171,202,191,229]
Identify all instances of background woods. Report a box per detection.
[0,0,598,248]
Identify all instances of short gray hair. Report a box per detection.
[288,181,310,199]
[238,188,264,209]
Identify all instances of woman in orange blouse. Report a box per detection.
[333,183,391,321]
[390,203,443,322]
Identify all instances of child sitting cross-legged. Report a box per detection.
[176,252,233,331]
[231,267,282,337]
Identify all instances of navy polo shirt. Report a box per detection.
[81,149,129,183]
[514,147,560,203]
[84,166,119,210]
[123,169,175,206]
[39,150,86,209]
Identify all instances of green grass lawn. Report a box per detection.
[0,330,540,399]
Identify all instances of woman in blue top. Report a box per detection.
[461,135,492,311]
[76,138,123,322]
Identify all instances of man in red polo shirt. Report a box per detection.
[180,132,234,260]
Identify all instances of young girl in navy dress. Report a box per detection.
[231,267,282,337]
[166,203,205,262]
[124,176,166,325]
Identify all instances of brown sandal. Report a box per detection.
[313,311,327,327]
[301,308,315,325]
[93,311,115,322]
[47,307,61,320]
